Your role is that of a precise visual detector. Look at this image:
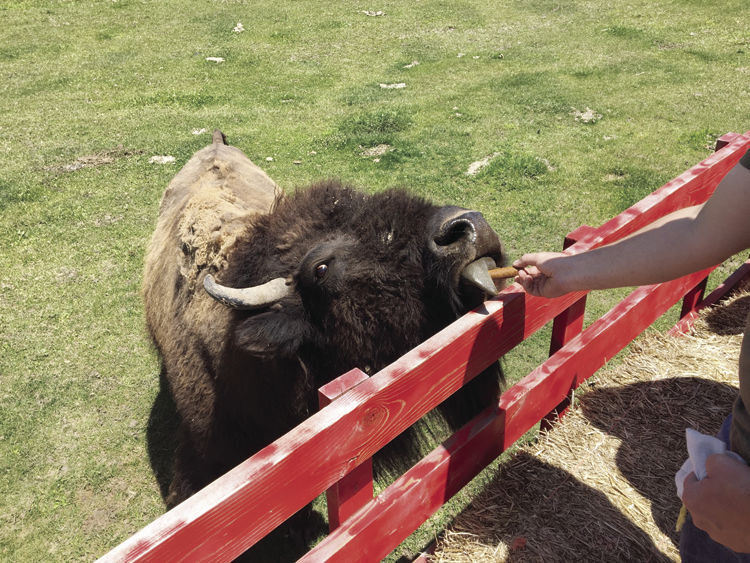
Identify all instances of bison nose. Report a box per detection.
[433,215,478,249]
[429,209,499,260]
[427,208,504,296]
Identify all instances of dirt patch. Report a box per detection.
[76,485,121,535]
[466,153,500,176]
[360,144,391,158]
[431,290,749,562]
[572,107,602,124]
[54,146,142,173]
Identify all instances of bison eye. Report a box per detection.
[315,263,329,279]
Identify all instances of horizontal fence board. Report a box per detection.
[303,269,715,561]
[101,132,750,562]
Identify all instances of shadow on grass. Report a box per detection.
[146,368,178,501]
[145,368,327,562]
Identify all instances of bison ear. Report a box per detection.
[234,308,315,359]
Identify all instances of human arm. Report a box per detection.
[681,453,750,553]
[513,161,750,298]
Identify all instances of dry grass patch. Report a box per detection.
[432,290,750,562]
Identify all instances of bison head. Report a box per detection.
[204,181,504,383]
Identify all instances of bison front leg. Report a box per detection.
[166,425,222,508]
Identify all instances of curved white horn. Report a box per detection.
[203,274,291,310]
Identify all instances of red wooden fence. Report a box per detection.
[100,131,750,562]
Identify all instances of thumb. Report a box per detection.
[512,255,534,269]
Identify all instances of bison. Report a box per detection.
[143,131,505,524]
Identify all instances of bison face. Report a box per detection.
[206,183,504,381]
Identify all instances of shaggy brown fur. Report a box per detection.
[143,132,505,525]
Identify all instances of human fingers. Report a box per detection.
[515,265,541,279]
[514,267,540,292]
[681,468,713,518]
[681,471,698,495]
[681,455,746,509]
[515,266,557,298]
[513,253,551,270]
[681,471,707,521]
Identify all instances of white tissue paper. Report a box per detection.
[675,427,745,500]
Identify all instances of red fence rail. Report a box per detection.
[100,131,750,562]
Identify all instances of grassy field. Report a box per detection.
[1,0,748,560]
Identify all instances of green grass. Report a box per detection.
[1,0,749,560]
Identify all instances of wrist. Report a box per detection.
[548,254,586,295]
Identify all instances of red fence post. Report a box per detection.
[671,258,750,335]
[318,369,373,532]
[540,225,595,431]
[548,225,596,355]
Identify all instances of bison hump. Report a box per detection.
[159,141,282,285]
[177,188,249,280]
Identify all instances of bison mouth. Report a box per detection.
[460,256,503,297]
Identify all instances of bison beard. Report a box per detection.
[143,131,505,555]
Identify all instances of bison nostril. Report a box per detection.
[434,218,476,247]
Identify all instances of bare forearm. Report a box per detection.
[514,163,750,298]
[573,164,750,291]
[561,212,715,291]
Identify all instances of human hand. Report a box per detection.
[682,453,750,554]
[512,252,575,299]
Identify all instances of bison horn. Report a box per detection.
[203,274,292,310]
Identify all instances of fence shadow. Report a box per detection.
[442,450,674,561]
[436,374,737,561]
[145,368,327,561]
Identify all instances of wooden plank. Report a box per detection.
[318,368,369,404]
[100,132,750,562]
[302,269,714,562]
[318,369,373,531]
